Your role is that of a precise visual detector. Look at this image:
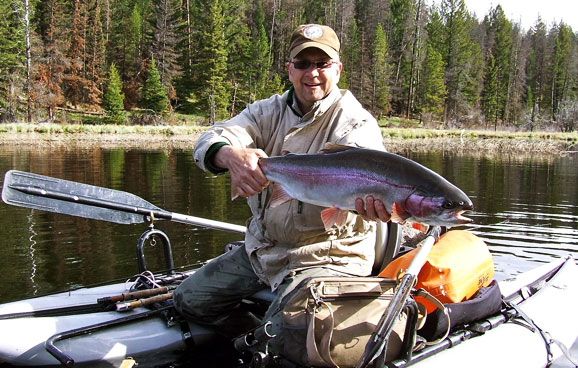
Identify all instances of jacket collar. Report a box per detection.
[287,86,341,123]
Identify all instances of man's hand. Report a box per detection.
[213,145,269,198]
[355,195,391,222]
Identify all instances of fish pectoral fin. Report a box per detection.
[411,222,429,233]
[391,203,411,224]
[269,183,294,207]
[231,185,240,201]
[321,207,349,231]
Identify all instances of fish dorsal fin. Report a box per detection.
[269,183,294,208]
[320,207,349,230]
[320,143,356,154]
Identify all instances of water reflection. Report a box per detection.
[0,147,576,303]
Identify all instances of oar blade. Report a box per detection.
[2,170,159,224]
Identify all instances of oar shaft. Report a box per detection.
[171,213,246,234]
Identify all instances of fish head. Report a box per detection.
[404,190,474,227]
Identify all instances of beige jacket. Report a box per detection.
[194,87,385,289]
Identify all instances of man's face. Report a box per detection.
[287,48,342,113]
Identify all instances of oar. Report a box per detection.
[1,170,246,234]
[356,226,441,368]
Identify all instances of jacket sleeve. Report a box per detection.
[331,92,386,152]
[193,94,285,172]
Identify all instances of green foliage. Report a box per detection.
[190,0,229,123]
[482,53,499,127]
[0,0,574,131]
[371,24,391,117]
[0,0,26,113]
[142,58,169,114]
[103,64,126,124]
[552,23,573,116]
[421,45,447,117]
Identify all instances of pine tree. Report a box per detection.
[0,0,26,120]
[482,52,499,129]
[487,5,513,124]
[421,44,447,118]
[191,0,228,123]
[552,22,572,119]
[142,58,169,114]
[439,0,472,120]
[102,64,126,124]
[371,23,391,117]
[526,18,549,128]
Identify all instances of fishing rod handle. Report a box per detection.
[116,292,173,312]
[99,286,170,303]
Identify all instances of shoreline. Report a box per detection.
[0,123,576,156]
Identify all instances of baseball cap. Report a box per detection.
[289,24,340,60]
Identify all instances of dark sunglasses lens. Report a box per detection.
[293,61,311,70]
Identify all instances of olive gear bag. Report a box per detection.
[282,277,418,368]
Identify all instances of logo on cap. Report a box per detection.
[303,25,323,39]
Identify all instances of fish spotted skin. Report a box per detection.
[258,147,474,230]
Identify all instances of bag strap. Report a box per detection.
[414,289,451,345]
[306,289,339,367]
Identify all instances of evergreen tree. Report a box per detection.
[371,24,391,117]
[552,22,572,119]
[0,0,26,119]
[102,64,126,124]
[421,44,447,118]
[191,0,228,123]
[487,5,513,123]
[142,58,169,114]
[526,18,549,128]
[482,52,499,128]
[439,0,472,120]
[388,0,414,115]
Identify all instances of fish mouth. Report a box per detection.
[454,210,473,224]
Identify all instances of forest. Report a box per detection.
[0,0,576,131]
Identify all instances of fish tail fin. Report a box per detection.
[321,207,349,231]
[391,203,410,224]
[269,183,294,207]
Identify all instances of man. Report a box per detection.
[174,23,390,362]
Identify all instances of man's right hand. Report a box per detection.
[212,145,269,199]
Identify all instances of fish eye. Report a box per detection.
[442,200,455,209]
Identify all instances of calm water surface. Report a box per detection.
[0,147,576,303]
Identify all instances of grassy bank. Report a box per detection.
[0,122,576,155]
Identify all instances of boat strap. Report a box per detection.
[506,301,578,367]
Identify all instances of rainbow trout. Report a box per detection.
[258,146,473,230]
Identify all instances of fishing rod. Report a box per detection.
[356,226,441,368]
[1,170,246,234]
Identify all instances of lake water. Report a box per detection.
[0,146,576,304]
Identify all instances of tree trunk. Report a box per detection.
[25,0,32,122]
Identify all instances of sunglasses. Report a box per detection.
[290,60,337,70]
